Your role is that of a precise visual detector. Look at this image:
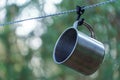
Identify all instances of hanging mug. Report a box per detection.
[53,21,105,75]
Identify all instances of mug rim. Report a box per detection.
[53,27,78,64]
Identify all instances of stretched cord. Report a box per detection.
[0,0,117,26]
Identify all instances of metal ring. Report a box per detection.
[83,21,95,38]
[73,20,95,38]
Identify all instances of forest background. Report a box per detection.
[0,0,120,80]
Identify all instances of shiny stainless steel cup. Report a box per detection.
[53,21,105,75]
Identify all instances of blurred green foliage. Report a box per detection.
[0,0,120,80]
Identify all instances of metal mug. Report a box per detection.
[53,21,105,75]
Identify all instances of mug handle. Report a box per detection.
[73,21,95,38]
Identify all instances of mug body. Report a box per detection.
[53,27,105,75]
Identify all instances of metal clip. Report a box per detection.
[76,6,85,21]
[75,6,95,38]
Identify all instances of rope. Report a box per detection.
[83,0,117,9]
[0,0,117,26]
